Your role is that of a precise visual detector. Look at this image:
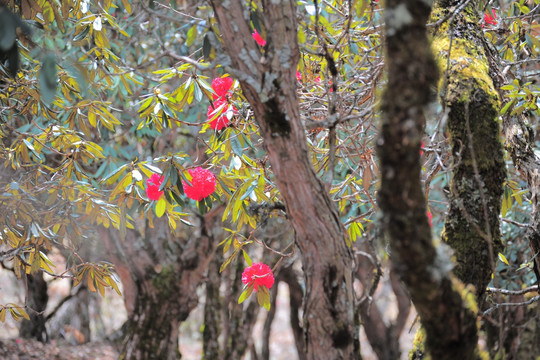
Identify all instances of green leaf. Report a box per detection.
[239,183,256,201]
[238,285,254,304]
[242,250,252,266]
[219,249,239,273]
[230,134,243,157]
[193,81,203,102]
[257,286,271,310]
[203,34,212,60]
[73,26,90,42]
[155,197,166,218]
[498,252,509,266]
[186,25,198,47]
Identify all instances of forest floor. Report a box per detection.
[1,259,417,359]
[0,338,119,360]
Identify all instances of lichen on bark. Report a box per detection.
[430,0,506,297]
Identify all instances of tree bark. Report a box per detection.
[209,1,357,359]
[430,0,506,298]
[377,0,484,358]
[19,272,48,342]
[202,252,222,360]
[279,266,307,360]
[101,206,223,360]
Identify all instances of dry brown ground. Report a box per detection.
[1,261,416,360]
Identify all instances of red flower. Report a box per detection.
[420,141,425,156]
[146,173,163,201]
[296,71,302,82]
[427,210,432,227]
[207,98,237,130]
[211,76,233,100]
[252,30,266,46]
[183,167,216,201]
[484,9,497,26]
[242,263,274,291]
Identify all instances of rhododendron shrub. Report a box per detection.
[241,263,275,291]
[146,173,164,201]
[238,262,274,310]
[207,98,237,130]
[211,76,233,100]
[182,167,216,201]
[484,9,497,26]
[207,76,237,130]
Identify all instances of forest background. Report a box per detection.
[0,0,539,359]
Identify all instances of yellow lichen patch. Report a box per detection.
[409,327,430,360]
[431,37,499,107]
[451,276,479,314]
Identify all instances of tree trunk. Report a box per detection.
[209,2,357,358]
[101,206,223,360]
[430,0,506,298]
[202,253,222,360]
[355,236,409,360]
[377,0,484,358]
[121,289,182,360]
[19,272,48,342]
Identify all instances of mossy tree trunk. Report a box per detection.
[209,1,357,359]
[378,0,485,359]
[101,206,223,360]
[430,0,506,299]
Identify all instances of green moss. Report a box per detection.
[151,265,177,298]
[432,37,499,107]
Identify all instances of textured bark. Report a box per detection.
[19,272,48,342]
[101,205,223,360]
[202,253,221,360]
[430,0,506,298]
[222,260,260,360]
[279,266,307,360]
[202,251,262,360]
[209,1,356,359]
[377,0,483,359]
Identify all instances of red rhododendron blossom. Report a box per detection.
[207,98,237,130]
[242,263,275,291]
[252,30,266,46]
[420,141,425,155]
[183,167,216,201]
[296,71,302,82]
[146,173,164,201]
[427,211,432,227]
[484,9,497,26]
[211,76,233,100]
